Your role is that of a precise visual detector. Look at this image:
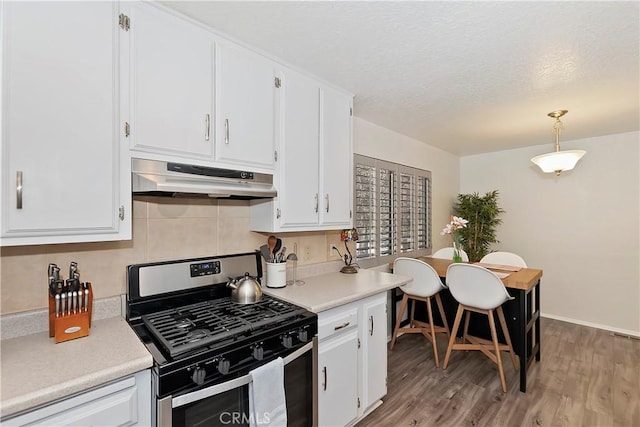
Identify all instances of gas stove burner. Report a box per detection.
[176,319,193,328]
[185,328,210,342]
[140,295,309,357]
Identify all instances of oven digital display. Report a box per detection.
[190,261,221,277]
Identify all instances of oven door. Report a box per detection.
[158,341,314,427]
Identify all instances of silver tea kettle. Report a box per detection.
[227,272,263,304]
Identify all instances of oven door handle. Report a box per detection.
[171,341,314,409]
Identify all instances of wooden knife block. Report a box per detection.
[48,284,93,343]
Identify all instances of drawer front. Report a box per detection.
[318,305,358,341]
[3,371,151,427]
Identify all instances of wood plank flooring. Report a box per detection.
[357,318,640,427]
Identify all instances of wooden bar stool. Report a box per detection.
[443,263,518,393]
[390,257,450,367]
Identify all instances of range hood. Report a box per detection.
[132,159,277,199]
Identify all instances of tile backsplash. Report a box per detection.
[0,197,342,315]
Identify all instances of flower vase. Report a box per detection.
[452,241,463,263]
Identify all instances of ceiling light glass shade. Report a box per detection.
[531,110,586,176]
[531,149,586,175]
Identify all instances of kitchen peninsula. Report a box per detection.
[264,268,411,426]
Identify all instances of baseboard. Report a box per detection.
[541,312,640,339]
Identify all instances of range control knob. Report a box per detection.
[191,366,206,386]
[217,358,230,375]
[298,329,308,343]
[282,334,293,349]
[253,345,264,361]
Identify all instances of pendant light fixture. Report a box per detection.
[531,110,586,176]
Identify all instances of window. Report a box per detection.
[353,155,432,266]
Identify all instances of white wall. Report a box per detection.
[354,117,461,251]
[460,131,640,335]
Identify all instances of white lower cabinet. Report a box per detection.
[3,370,151,427]
[317,328,359,427]
[361,295,388,410]
[316,292,388,426]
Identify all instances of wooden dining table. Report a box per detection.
[389,256,543,393]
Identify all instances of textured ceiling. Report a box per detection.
[161,1,640,156]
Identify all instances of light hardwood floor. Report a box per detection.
[357,317,640,427]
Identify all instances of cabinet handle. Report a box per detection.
[205,114,210,141]
[224,119,230,144]
[322,366,327,391]
[334,321,350,331]
[325,194,329,213]
[314,194,318,213]
[370,315,374,336]
[16,171,23,209]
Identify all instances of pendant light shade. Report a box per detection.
[531,110,586,176]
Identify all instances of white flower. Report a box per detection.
[441,216,468,235]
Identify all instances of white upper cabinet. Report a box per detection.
[278,68,320,227]
[125,2,215,160]
[1,1,130,246]
[215,40,276,171]
[320,85,353,227]
[250,67,353,232]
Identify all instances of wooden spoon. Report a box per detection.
[267,235,277,262]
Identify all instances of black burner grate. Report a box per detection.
[142,295,307,357]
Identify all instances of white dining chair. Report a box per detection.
[480,251,527,268]
[391,257,450,367]
[443,263,518,393]
[432,247,469,262]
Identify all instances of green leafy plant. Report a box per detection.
[454,190,504,262]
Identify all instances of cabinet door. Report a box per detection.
[1,1,129,245]
[216,40,275,170]
[278,68,320,227]
[320,86,353,227]
[317,329,359,427]
[362,294,388,410]
[128,2,214,159]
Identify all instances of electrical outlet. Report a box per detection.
[303,246,312,261]
[329,245,340,258]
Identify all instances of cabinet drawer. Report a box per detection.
[3,370,151,427]
[318,305,358,341]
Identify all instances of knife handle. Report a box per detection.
[55,294,61,318]
[61,293,67,316]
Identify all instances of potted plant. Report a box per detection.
[454,190,504,262]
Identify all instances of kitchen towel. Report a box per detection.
[248,357,287,427]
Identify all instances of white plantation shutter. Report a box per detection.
[378,166,395,256]
[354,162,377,259]
[416,174,430,249]
[353,155,431,265]
[398,169,414,253]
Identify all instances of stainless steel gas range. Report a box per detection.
[126,252,317,427]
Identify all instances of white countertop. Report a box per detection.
[0,316,152,418]
[263,268,411,313]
